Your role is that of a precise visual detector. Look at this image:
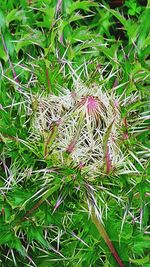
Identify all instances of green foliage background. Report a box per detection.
[0,0,150,266]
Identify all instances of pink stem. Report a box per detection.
[106,144,112,174]
[91,209,125,267]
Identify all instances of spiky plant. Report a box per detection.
[32,77,143,178]
[28,69,149,267]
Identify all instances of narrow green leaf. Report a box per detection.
[129,255,149,265]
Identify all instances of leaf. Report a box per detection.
[106,220,133,242]
[3,31,15,56]
[0,230,14,245]
[0,10,5,29]
[104,7,128,29]
[36,7,56,29]
[102,6,138,43]
[137,8,150,51]
[16,30,45,52]
[132,235,150,255]
[6,9,22,26]
[9,236,27,257]
[129,255,150,265]
[7,189,34,209]
[0,42,7,61]
[67,1,98,14]
[68,14,84,23]
[26,226,48,248]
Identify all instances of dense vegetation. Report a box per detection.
[0,0,150,266]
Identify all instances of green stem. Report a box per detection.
[66,111,85,153]
[44,123,58,158]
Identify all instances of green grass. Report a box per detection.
[0,0,150,266]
